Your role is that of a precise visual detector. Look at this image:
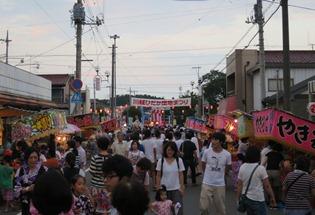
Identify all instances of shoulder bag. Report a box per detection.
[237,164,260,213]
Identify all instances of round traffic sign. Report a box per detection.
[72,79,83,90]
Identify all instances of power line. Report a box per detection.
[31,29,92,61]
[32,0,71,38]
[218,3,282,74]
[8,46,260,58]
[262,0,315,11]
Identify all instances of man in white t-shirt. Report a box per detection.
[200,132,231,215]
[153,129,164,161]
[112,131,129,157]
[142,129,157,186]
[74,136,87,168]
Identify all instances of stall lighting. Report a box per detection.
[234,119,238,123]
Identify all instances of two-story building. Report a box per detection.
[39,74,91,115]
[222,49,315,119]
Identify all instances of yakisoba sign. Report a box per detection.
[131,97,191,108]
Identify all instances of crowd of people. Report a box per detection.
[0,125,315,215]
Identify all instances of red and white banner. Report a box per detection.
[131,97,191,108]
[151,110,164,126]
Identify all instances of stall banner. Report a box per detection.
[237,115,254,138]
[11,111,67,142]
[185,117,208,134]
[67,113,99,128]
[101,119,118,132]
[253,108,315,155]
[131,97,191,108]
[214,115,238,136]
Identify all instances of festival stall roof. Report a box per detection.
[0,106,36,118]
[60,123,81,134]
[0,91,59,117]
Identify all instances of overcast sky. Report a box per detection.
[0,0,314,99]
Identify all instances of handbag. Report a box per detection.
[237,164,259,213]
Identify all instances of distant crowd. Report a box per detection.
[0,125,314,215]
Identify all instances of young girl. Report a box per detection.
[0,155,14,212]
[128,140,145,166]
[151,185,176,215]
[71,175,93,215]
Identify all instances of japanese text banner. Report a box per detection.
[130,97,191,108]
[253,108,315,155]
[185,117,208,134]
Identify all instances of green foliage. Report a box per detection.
[203,70,226,105]
[122,106,141,120]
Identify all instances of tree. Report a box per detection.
[202,70,226,109]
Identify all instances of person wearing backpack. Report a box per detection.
[156,141,185,215]
[179,131,197,185]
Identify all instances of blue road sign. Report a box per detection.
[72,79,83,91]
[71,92,83,103]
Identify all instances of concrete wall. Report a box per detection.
[0,63,51,100]
[226,49,259,112]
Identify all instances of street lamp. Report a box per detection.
[93,69,110,112]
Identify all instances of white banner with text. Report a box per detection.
[130,97,191,108]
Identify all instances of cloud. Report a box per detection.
[0,0,16,11]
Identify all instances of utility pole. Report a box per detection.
[71,0,102,115]
[110,34,119,119]
[255,0,266,109]
[192,66,202,118]
[0,30,12,64]
[282,0,291,111]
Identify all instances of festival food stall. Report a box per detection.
[67,113,100,140]
[55,123,81,148]
[253,108,315,156]
[185,117,212,146]
[11,110,67,144]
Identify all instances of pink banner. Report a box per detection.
[131,97,191,108]
[101,119,118,132]
[185,118,208,134]
[253,108,315,155]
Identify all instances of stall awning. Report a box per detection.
[0,106,37,117]
[0,91,58,110]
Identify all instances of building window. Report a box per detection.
[52,88,64,103]
[268,79,294,92]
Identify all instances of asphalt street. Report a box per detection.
[3,171,309,215]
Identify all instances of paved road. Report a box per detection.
[146,176,284,215]
[3,171,312,215]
